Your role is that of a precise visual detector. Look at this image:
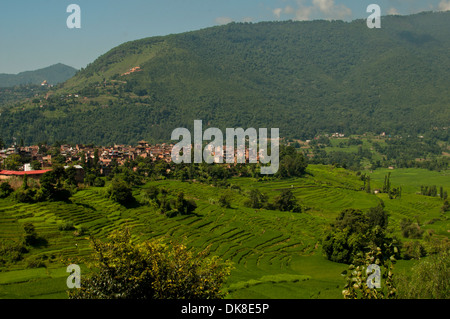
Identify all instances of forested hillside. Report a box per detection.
[0,64,77,88]
[0,11,449,146]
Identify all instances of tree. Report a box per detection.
[0,182,13,198]
[39,167,71,201]
[342,246,397,299]
[107,178,134,205]
[322,208,397,264]
[366,205,389,230]
[244,189,268,209]
[31,160,42,170]
[4,154,22,170]
[272,189,302,212]
[275,146,308,178]
[68,228,232,299]
[396,240,450,298]
[23,222,38,246]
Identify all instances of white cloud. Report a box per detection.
[215,17,233,25]
[387,7,399,15]
[272,0,351,21]
[438,0,450,11]
[242,17,253,23]
[273,8,283,19]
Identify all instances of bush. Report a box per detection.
[26,255,47,268]
[0,182,13,198]
[59,221,75,231]
[68,228,232,299]
[93,177,105,187]
[400,218,424,239]
[107,178,134,204]
[218,194,232,208]
[396,241,450,299]
[13,187,37,203]
[272,189,302,212]
[402,241,426,260]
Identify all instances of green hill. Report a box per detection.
[0,64,77,88]
[0,165,448,298]
[1,12,449,145]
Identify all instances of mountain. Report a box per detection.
[1,11,449,146]
[0,63,77,87]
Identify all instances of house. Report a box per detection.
[0,169,52,182]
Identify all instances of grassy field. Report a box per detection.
[0,164,448,299]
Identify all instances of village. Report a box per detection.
[0,139,269,184]
[0,140,175,183]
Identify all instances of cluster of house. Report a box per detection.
[0,141,174,183]
[0,139,271,184]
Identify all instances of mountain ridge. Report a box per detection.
[0,63,77,87]
[0,11,449,145]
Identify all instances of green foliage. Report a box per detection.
[442,200,450,213]
[272,189,302,213]
[218,193,232,209]
[23,222,38,246]
[2,12,450,146]
[322,208,397,264]
[4,154,22,171]
[276,146,308,178]
[401,241,426,260]
[396,241,450,299]
[0,240,28,267]
[39,167,72,202]
[400,218,424,239]
[0,63,77,87]
[244,189,268,209]
[58,221,75,231]
[106,178,134,205]
[342,246,397,299]
[0,181,14,198]
[68,228,232,299]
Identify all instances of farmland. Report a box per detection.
[0,164,449,299]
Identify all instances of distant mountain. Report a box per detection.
[0,11,449,146]
[0,63,77,87]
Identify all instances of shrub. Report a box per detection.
[396,241,450,299]
[107,178,134,204]
[26,255,47,268]
[402,241,426,260]
[59,221,75,231]
[400,219,424,239]
[0,182,13,198]
[68,228,232,299]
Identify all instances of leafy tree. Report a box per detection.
[107,178,134,205]
[342,246,397,299]
[30,160,42,170]
[322,208,397,264]
[68,228,232,299]
[244,189,268,209]
[399,218,424,239]
[23,222,38,246]
[39,167,72,201]
[4,154,22,170]
[0,181,13,198]
[396,240,450,298]
[272,189,302,212]
[441,200,450,213]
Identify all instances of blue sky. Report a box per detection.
[0,0,448,74]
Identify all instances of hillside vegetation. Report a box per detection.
[0,12,449,145]
[0,164,448,298]
[0,64,77,88]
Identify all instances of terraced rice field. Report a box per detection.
[0,165,448,298]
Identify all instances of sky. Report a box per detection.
[0,0,448,74]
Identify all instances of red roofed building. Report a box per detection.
[0,169,52,181]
